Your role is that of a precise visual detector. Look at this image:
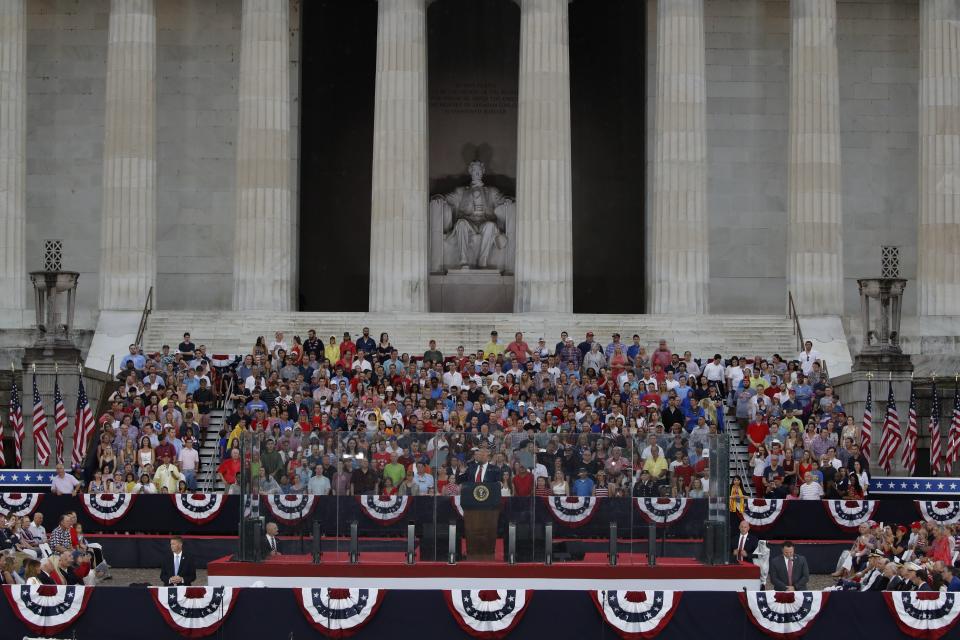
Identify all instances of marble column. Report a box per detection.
[368,0,429,312]
[918,0,960,316]
[648,0,709,314]
[0,0,25,325]
[99,0,157,311]
[786,0,844,316]
[233,0,294,311]
[513,0,574,313]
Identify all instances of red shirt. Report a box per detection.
[745,422,770,453]
[217,458,241,484]
[513,472,534,497]
[506,341,530,363]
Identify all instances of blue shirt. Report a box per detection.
[573,477,594,497]
[948,576,960,592]
[120,353,145,370]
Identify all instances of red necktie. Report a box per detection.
[787,559,793,586]
[738,536,745,559]
[51,571,63,585]
[475,465,483,483]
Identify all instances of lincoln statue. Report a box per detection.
[430,161,515,270]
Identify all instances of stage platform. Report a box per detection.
[207,552,760,591]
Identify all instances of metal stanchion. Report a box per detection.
[349,521,359,564]
[447,523,457,565]
[544,522,553,566]
[608,522,618,566]
[508,522,517,565]
[647,523,657,566]
[406,523,416,565]
[311,521,322,564]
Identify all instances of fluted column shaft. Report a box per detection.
[918,0,960,316]
[513,0,573,313]
[368,0,429,312]
[233,0,293,311]
[648,0,709,314]
[99,0,156,311]
[0,0,25,324]
[786,0,844,315]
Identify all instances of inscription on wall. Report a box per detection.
[430,82,518,115]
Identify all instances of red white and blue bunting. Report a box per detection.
[883,591,960,640]
[445,590,532,639]
[542,497,599,528]
[740,499,786,530]
[739,591,828,639]
[823,500,878,532]
[916,501,960,525]
[262,494,318,524]
[172,493,227,525]
[634,498,690,525]
[591,590,681,639]
[357,495,410,525]
[150,586,237,638]
[0,492,42,517]
[3,585,92,635]
[295,588,384,638]
[80,493,136,525]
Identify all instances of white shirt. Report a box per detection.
[798,481,824,500]
[28,523,47,540]
[736,533,750,556]
[442,371,464,389]
[178,447,200,472]
[173,552,182,572]
[704,362,725,382]
[798,349,822,375]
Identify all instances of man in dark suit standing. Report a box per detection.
[160,535,196,586]
[261,522,282,559]
[769,541,809,591]
[459,446,502,484]
[732,520,759,563]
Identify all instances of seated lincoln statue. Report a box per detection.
[429,160,515,272]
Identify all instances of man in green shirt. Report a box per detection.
[383,452,406,488]
[260,439,284,480]
[423,339,443,365]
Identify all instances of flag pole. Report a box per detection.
[31,363,37,469]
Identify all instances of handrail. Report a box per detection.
[203,374,234,490]
[106,354,115,378]
[787,290,804,352]
[134,286,154,349]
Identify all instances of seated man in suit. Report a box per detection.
[769,541,809,591]
[732,519,759,563]
[458,445,501,484]
[160,535,196,586]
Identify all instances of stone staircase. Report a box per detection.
[142,312,798,360]
[197,408,226,492]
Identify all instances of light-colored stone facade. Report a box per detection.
[2,0,955,339]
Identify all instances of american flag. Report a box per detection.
[900,381,918,476]
[877,382,902,474]
[70,377,95,467]
[948,381,960,473]
[930,380,943,475]
[860,379,873,457]
[53,377,69,465]
[31,374,51,467]
[9,379,24,467]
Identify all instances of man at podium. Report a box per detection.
[456,446,502,561]
[460,445,502,484]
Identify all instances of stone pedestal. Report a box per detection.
[233,0,294,311]
[786,0,844,315]
[853,278,913,372]
[0,0,25,327]
[429,271,514,313]
[29,271,80,355]
[368,0,429,312]
[648,0,709,314]
[917,0,960,316]
[513,0,573,313]
[99,0,157,311]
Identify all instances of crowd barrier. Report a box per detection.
[3,493,958,538]
[0,585,956,640]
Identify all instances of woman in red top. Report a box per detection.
[610,346,628,379]
[290,336,303,365]
[512,462,534,497]
[797,450,815,481]
[380,478,398,497]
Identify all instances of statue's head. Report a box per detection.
[468,160,485,182]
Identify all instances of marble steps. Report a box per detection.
[143,312,797,358]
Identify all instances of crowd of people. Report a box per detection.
[0,510,110,587]
[54,327,854,500]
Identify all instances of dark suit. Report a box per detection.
[458,462,501,484]
[885,575,904,591]
[160,552,196,586]
[37,571,56,585]
[261,534,281,558]
[769,554,809,590]
[733,533,759,561]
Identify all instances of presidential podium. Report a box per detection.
[460,482,502,561]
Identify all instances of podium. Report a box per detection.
[460,482,501,561]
